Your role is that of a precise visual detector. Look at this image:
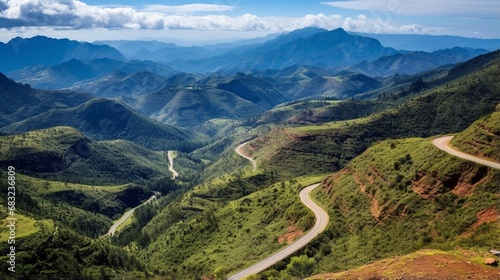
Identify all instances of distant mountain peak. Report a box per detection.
[0,36,125,73]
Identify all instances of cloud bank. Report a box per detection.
[0,0,445,36]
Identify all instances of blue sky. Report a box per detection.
[0,0,498,44]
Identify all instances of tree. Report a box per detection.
[286,255,315,279]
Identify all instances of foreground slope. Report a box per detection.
[309,135,499,275]
[309,249,500,279]
[303,105,500,275]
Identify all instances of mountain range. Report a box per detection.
[0,27,499,280]
[0,36,124,73]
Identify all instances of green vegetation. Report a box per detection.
[308,137,499,273]
[1,98,204,151]
[286,255,315,279]
[0,126,169,185]
[1,46,499,280]
[0,172,153,238]
[248,51,500,178]
[451,104,500,161]
[135,175,324,279]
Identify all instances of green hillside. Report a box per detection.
[245,50,500,177]
[305,136,499,275]
[135,174,323,279]
[451,104,500,161]
[0,72,93,127]
[0,98,203,151]
[0,126,169,184]
[152,88,263,127]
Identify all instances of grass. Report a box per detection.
[451,106,500,161]
[0,205,55,240]
[290,117,371,132]
[0,126,169,185]
[14,173,128,195]
[0,126,85,157]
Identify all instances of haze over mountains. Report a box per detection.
[0,25,499,280]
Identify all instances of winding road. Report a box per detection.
[227,182,329,280]
[167,150,179,179]
[235,142,257,172]
[226,135,499,278]
[108,192,158,236]
[432,136,500,170]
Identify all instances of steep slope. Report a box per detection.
[256,65,385,99]
[70,70,168,98]
[0,99,202,151]
[451,104,500,162]
[307,136,499,276]
[0,72,93,127]
[152,88,263,127]
[0,36,124,72]
[310,249,500,279]
[113,72,290,127]
[216,73,288,109]
[9,58,176,90]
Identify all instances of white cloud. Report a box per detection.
[141,4,235,14]
[321,0,500,18]
[0,0,486,39]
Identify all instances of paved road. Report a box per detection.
[433,136,500,170]
[235,142,257,172]
[108,192,158,236]
[227,183,329,280]
[167,150,179,179]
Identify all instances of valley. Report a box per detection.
[0,25,499,280]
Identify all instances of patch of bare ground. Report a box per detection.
[412,172,443,199]
[308,249,500,280]
[278,224,303,244]
[322,168,350,195]
[249,129,297,161]
[451,166,490,197]
[353,172,381,221]
[462,207,499,238]
[412,165,490,199]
